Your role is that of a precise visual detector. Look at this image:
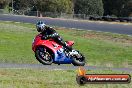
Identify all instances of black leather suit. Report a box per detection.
[41,26,72,51]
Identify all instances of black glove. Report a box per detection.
[41,33,59,40]
[41,36,48,40]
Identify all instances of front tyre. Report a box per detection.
[35,47,53,65]
[72,53,85,66]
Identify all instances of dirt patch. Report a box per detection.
[84,33,132,43]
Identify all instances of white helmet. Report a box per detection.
[36,21,46,32]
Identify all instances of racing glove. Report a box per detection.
[46,33,59,39]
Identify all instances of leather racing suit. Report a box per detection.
[41,26,72,51]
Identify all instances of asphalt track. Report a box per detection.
[0,14,132,35]
[0,14,132,72]
[0,63,132,72]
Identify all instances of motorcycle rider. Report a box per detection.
[36,21,72,52]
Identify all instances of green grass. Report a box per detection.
[0,21,132,67]
[0,21,37,64]
[0,68,131,88]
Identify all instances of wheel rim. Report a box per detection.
[38,48,52,63]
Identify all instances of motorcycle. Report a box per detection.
[32,33,85,66]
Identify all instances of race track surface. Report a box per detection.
[0,63,132,72]
[0,14,132,35]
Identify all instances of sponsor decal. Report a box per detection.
[76,67,131,85]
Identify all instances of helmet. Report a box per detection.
[36,21,46,32]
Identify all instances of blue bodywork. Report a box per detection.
[54,49,73,64]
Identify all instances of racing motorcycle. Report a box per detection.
[32,33,85,66]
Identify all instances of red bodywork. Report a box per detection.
[32,34,74,52]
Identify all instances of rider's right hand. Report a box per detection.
[41,36,47,40]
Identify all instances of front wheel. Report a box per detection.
[72,53,85,66]
[35,47,53,65]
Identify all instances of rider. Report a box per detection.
[36,21,72,52]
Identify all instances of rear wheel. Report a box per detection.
[72,53,85,66]
[35,47,53,65]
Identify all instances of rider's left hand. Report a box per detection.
[41,36,47,40]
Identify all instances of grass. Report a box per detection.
[0,21,132,88]
[0,21,132,68]
[0,68,131,88]
[0,21,37,64]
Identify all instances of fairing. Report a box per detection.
[32,34,73,64]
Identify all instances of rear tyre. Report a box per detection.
[72,53,85,66]
[35,47,53,65]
